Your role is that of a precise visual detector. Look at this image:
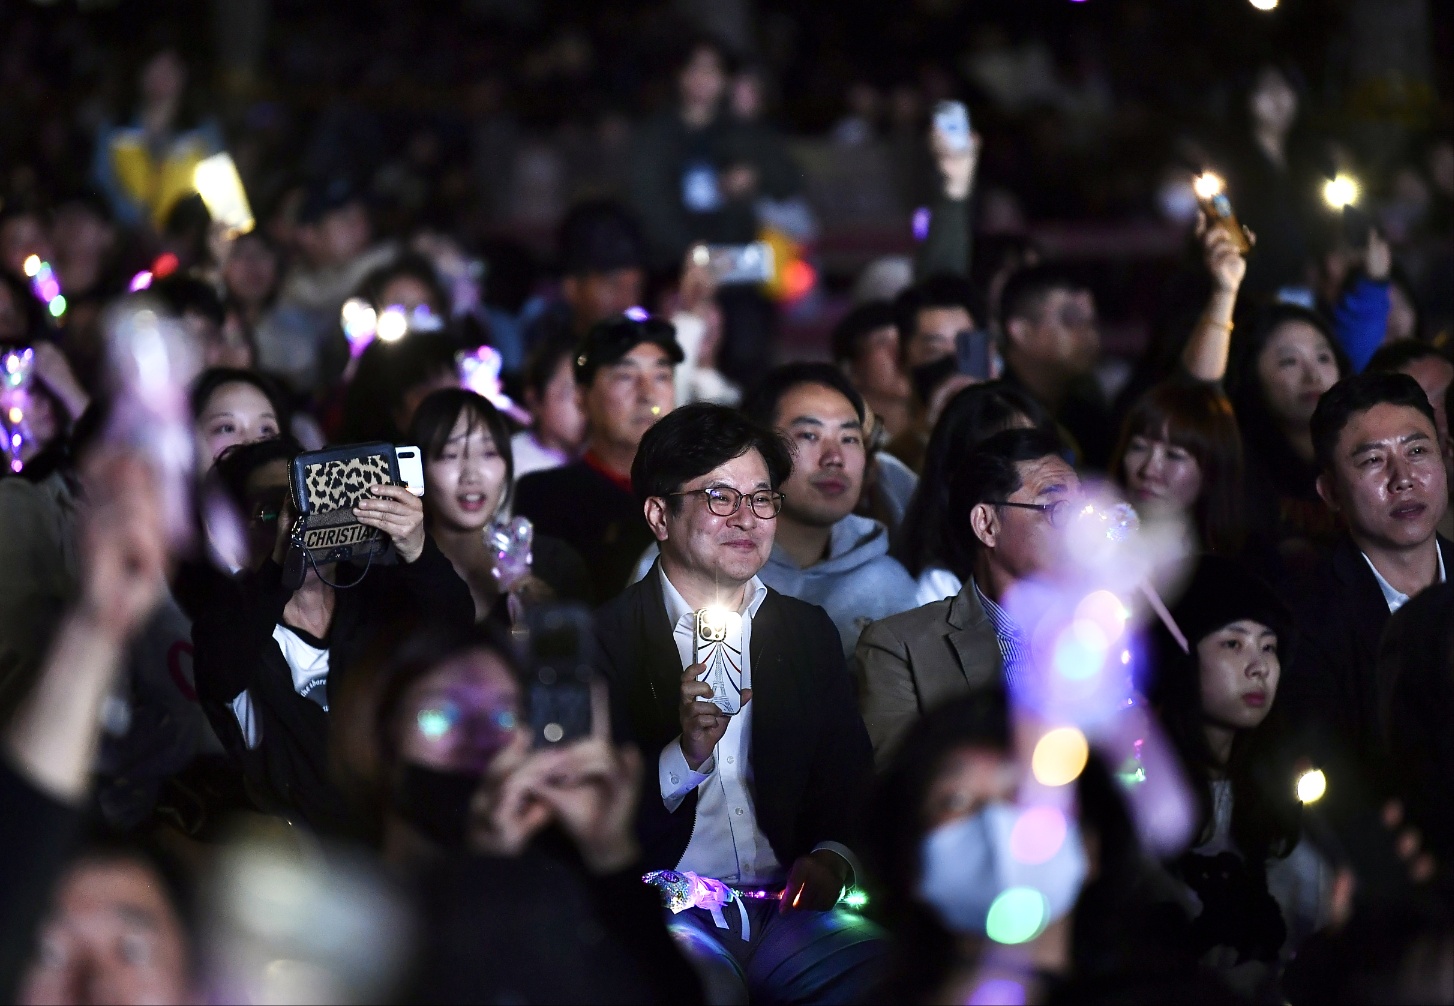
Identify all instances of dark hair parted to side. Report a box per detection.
[189,366,291,426]
[407,388,515,509]
[997,263,1085,328]
[945,426,1067,566]
[339,331,461,444]
[1112,380,1247,556]
[740,362,866,429]
[631,402,793,507]
[895,381,1051,578]
[893,273,984,347]
[830,300,898,366]
[1310,371,1436,474]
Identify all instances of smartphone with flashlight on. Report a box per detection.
[933,100,972,152]
[1192,172,1252,254]
[694,607,744,715]
[523,603,596,748]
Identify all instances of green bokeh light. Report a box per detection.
[985,887,1047,945]
[838,888,869,909]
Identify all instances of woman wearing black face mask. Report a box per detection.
[332,622,705,1004]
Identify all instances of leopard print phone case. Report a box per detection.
[285,442,400,584]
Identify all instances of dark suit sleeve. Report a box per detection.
[798,607,876,854]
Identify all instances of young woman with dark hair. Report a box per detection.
[893,381,1051,604]
[408,388,587,622]
[1113,380,1247,557]
[190,367,288,474]
[1228,304,1350,567]
[1146,555,1333,985]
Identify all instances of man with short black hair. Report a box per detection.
[999,264,1112,468]
[829,300,911,439]
[854,427,1077,760]
[1366,341,1454,540]
[515,314,682,604]
[596,402,884,1004]
[884,274,985,471]
[1283,371,1451,761]
[741,364,918,655]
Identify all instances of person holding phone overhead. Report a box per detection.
[594,402,885,1004]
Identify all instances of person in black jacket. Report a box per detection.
[514,313,682,605]
[192,437,474,835]
[594,402,885,1004]
[1284,372,1450,783]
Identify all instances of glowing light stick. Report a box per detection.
[458,344,531,425]
[23,255,67,320]
[1,348,35,472]
[489,515,534,626]
[193,152,255,236]
[1192,172,1252,254]
[101,300,201,550]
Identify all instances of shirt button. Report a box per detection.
[726,756,735,764]
[670,774,680,784]
[735,808,744,816]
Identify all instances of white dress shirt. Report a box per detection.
[1362,546,1446,613]
[657,568,784,886]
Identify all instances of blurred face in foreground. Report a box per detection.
[397,647,528,777]
[20,857,193,1006]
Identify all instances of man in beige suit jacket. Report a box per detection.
[853,428,1079,761]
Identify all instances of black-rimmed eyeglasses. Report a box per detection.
[995,499,1075,528]
[667,487,786,519]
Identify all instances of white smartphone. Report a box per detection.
[694,607,744,715]
[395,445,426,496]
[933,100,971,152]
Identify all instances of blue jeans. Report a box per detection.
[667,898,887,1005]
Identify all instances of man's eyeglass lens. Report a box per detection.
[677,487,784,518]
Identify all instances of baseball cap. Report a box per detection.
[573,312,684,386]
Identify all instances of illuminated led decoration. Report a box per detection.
[1323,174,1360,210]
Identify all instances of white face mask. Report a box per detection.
[915,802,1089,938]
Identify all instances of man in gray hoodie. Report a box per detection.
[741,364,920,655]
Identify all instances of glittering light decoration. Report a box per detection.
[23,256,66,321]
[1,347,35,473]
[839,888,869,910]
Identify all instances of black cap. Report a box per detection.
[558,200,646,276]
[1163,555,1296,667]
[573,313,684,386]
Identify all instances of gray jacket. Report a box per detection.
[852,578,1003,764]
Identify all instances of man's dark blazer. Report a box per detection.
[515,460,654,605]
[1282,532,1453,772]
[594,564,875,874]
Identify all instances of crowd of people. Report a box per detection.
[1,5,1453,1005]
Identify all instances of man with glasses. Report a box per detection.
[514,312,683,604]
[999,264,1112,469]
[595,402,884,1004]
[854,427,1078,761]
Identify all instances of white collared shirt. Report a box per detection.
[1362,547,1447,613]
[657,567,784,886]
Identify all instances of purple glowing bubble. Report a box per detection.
[624,305,649,322]
[128,270,154,292]
[1010,805,1068,865]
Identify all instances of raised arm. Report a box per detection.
[1180,213,1249,383]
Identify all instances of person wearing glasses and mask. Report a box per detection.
[854,427,1079,761]
[594,402,885,1004]
[514,313,683,605]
